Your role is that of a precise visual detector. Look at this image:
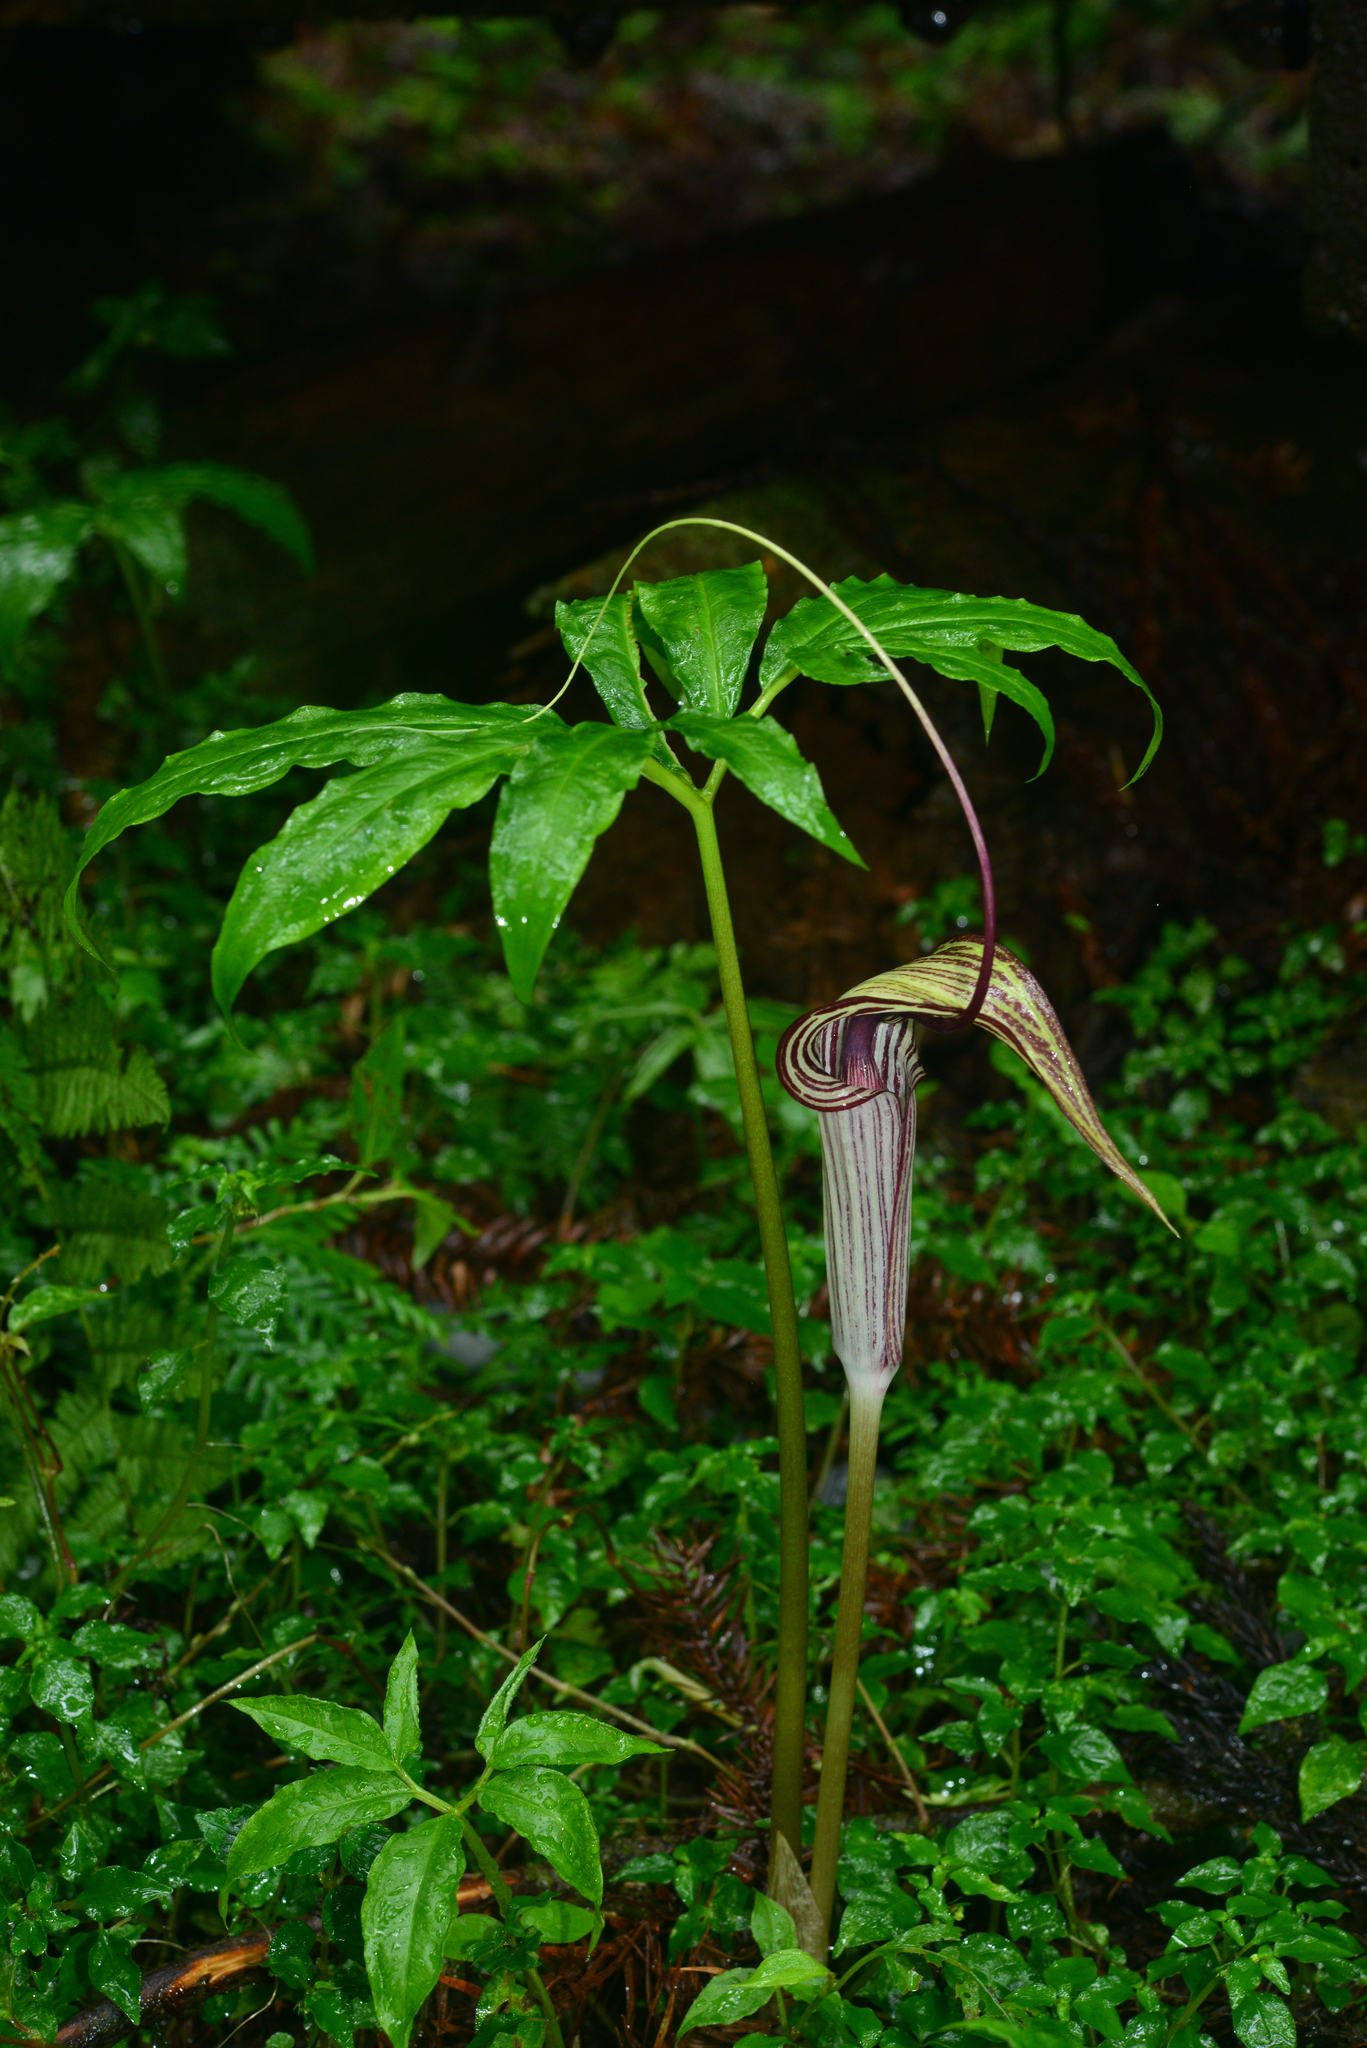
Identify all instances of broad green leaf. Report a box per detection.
[750,1891,798,1959]
[384,1634,422,1764]
[761,574,1161,780]
[666,711,863,867]
[1175,1858,1241,1893]
[64,696,537,959]
[555,594,653,731]
[1298,1736,1365,1822]
[489,723,652,1001]
[0,502,93,672]
[148,462,313,572]
[29,1657,94,1726]
[474,1640,543,1760]
[91,476,186,583]
[138,1350,195,1408]
[89,1931,141,2026]
[519,1897,597,1944]
[227,1769,410,1877]
[1231,1992,1296,2048]
[488,1710,664,1772]
[1037,1725,1129,1783]
[478,1765,602,1905]
[70,1622,159,1670]
[956,2023,1077,2048]
[8,1284,104,1334]
[351,1016,406,1168]
[213,740,519,1014]
[208,1256,287,1342]
[635,562,767,717]
[789,939,1173,1231]
[361,1812,465,2048]
[443,1913,511,1964]
[232,1695,393,1771]
[1239,1660,1329,1735]
[678,1951,829,2036]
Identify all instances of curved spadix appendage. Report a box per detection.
[778,937,1175,1266]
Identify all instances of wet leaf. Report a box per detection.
[666,711,863,865]
[362,1812,465,2048]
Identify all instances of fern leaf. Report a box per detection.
[48,1163,172,1285]
[19,987,169,1136]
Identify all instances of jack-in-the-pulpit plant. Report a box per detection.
[61,512,1161,1920]
[778,939,1175,1939]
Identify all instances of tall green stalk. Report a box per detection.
[643,758,809,1861]
[808,1382,883,1940]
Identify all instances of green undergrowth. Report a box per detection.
[0,781,1363,2046]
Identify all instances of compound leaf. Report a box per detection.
[64,696,537,960]
[212,739,518,1015]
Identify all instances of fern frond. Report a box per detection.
[19,986,169,1136]
[49,1161,172,1284]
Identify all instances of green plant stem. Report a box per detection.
[110,540,174,710]
[688,796,808,1861]
[459,1816,566,2048]
[106,1211,237,1605]
[809,1381,883,1946]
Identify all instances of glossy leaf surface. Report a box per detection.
[666,711,863,866]
[211,739,519,1014]
[479,1764,602,1905]
[227,1769,410,1877]
[678,1950,830,2034]
[1240,1659,1329,1734]
[489,1709,665,1771]
[474,1639,542,1760]
[0,504,93,671]
[232,1694,393,1771]
[635,561,766,717]
[8,1284,104,1334]
[490,722,652,1001]
[65,696,537,956]
[1299,1736,1366,1822]
[555,594,653,730]
[383,1633,422,1764]
[761,574,1160,779]
[362,1812,465,2048]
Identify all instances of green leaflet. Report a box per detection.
[634,562,767,718]
[232,1694,393,1771]
[478,1764,603,1906]
[351,1017,406,1168]
[488,1710,665,1771]
[89,1932,141,2028]
[0,504,93,673]
[677,1950,830,2034]
[822,940,1174,1231]
[474,1640,543,1761]
[555,594,654,731]
[7,1285,104,1335]
[63,696,538,960]
[226,1769,411,1878]
[208,1256,287,1343]
[760,574,1160,781]
[383,1634,422,1765]
[1239,1659,1329,1735]
[666,710,864,867]
[1298,1737,1366,1823]
[490,723,653,1002]
[361,1813,466,2048]
[211,739,519,1015]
